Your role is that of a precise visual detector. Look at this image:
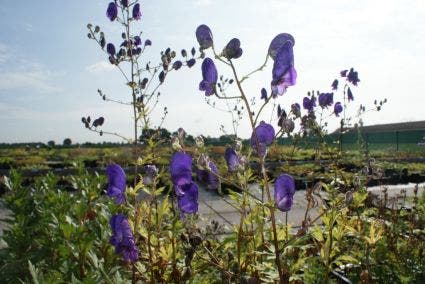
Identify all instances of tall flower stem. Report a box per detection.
[229,60,283,282]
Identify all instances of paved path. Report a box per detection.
[1,182,424,243]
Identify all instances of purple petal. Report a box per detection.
[207,161,219,190]
[106,2,118,21]
[260,88,268,101]
[274,174,295,212]
[347,87,354,101]
[268,33,295,60]
[132,3,141,20]
[170,152,192,186]
[251,121,275,146]
[223,38,243,60]
[224,148,239,172]
[331,79,338,90]
[196,24,213,50]
[106,43,116,56]
[177,182,199,214]
[199,58,217,96]
[334,102,343,116]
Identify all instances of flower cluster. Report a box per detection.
[106,165,138,262]
[170,152,199,214]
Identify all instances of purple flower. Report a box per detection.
[144,39,152,46]
[196,24,213,50]
[251,121,275,157]
[291,103,301,117]
[196,168,208,183]
[331,79,338,90]
[132,3,141,20]
[106,43,116,56]
[134,36,141,46]
[199,58,218,96]
[110,214,138,262]
[173,60,183,70]
[222,38,243,60]
[196,161,219,190]
[106,2,118,21]
[274,174,295,212]
[120,0,129,7]
[347,68,360,85]
[280,118,295,133]
[106,164,126,205]
[175,182,198,214]
[271,42,297,96]
[260,88,268,101]
[334,102,343,116]
[225,147,239,172]
[206,161,219,190]
[268,33,295,60]
[303,96,316,112]
[347,87,354,101]
[318,92,334,108]
[340,69,348,77]
[170,152,192,186]
[187,58,196,68]
[143,165,158,185]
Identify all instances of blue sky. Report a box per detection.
[1,0,425,143]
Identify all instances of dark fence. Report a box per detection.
[277,129,425,152]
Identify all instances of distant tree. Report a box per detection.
[63,138,72,146]
[47,140,55,147]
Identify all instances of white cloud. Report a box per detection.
[0,42,63,94]
[0,69,62,94]
[86,61,115,74]
[194,0,211,7]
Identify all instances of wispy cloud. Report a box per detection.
[0,42,62,94]
[86,61,115,74]
[194,0,211,7]
[0,69,62,94]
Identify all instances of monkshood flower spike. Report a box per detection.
[196,24,213,50]
[106,163,127,205]
[222,38,243,60]
[251,121,275,157]
[271,41,297,96]
[199,58,218,96]
[225,147,239,172]
[110,214,139,262]
[106,2,118,21]
[170,152,192,186]
[274,174,296,212]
